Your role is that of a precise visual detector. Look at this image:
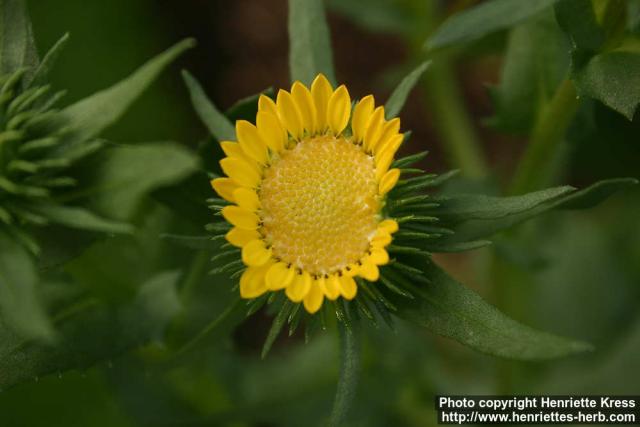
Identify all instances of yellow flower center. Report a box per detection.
[259,136,378,275]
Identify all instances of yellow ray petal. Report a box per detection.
[359,259,380,281]
[276,89,304,140]
[226,227,260,248]
[220,141,243,158]
[371,231,392,248]
[376,133,404,159]
[379,219,399,234]
[344,263,360,277]
[211,177,238,202]
[363,106,385,153]
[233,187,260,211]
[339,275,357,300]
[236,120,269,164]
[291,81,317,134]
[372,117,400,153]
[265,262,295,290]
[351,95,375,143]
[239,265,270,299]
[256,111,287,153]
[321,274,341,300]
[219,157,261,188]
[242,240,272,267]
[258,94,279,116]
[221,206,259,230]
[311,74,333,132]
[327,85,351,135]
[303,281,324,313]
[285,270,312,302]
[379,168,401,195]
[368,248,390,265]
[375,150,394,181]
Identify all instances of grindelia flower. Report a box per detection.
[212,75,402,313]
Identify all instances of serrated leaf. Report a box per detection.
[288,0,336,85]
[79,142,198,220]
[554,0,605,55]
[385,61,430,119]
[426,0,559,50]
[0,0,38,75]
[0,271,181,389]
[433,186,574,222]
[554,177,639,209]
[422,240,492,253]
[182,70,235,141]
[396,260,591,360]
[574,48,640,120]
[26,204,133,235]
[60,39,195,143]
[432,179,637,245]
[0,230,53,342]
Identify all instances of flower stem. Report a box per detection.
[179,249,211,303]
[509,79,580,194]
[422,59,489,178]
[329,309,361,427]
[407,0,488,178]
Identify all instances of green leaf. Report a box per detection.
[288,0,336,85]
[397,260,592,360]
[0,230,53,342]
[431,179,637,246]
[0,0,38,75]
[79,142,199,220]
[385,61,430,119]
[426,0,559,50]
[0,271,181,389]
[573,47,640,120]
[554,0,605,55]
[27,32,70,88]
[60,39,195,143]
[327,0,412,36]
[554,177,639,209]
[488,10,569,133]
[182,70,235,141]
[34,226,98,270]
[433,186,574,222]
[26,204,133,235]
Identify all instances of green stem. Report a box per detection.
[509,79,580,194]
[422,59,489,178]
[407,0,488,178]
[179,249,211,303]
[329,312,361,427]
[172,298,241,358]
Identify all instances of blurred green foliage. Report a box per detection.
[0,0,639,426]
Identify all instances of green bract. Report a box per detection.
[0,0,195,372]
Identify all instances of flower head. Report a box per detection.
[0,70,73,229]
[212,75,405,313]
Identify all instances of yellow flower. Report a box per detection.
[211,75,404,314]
